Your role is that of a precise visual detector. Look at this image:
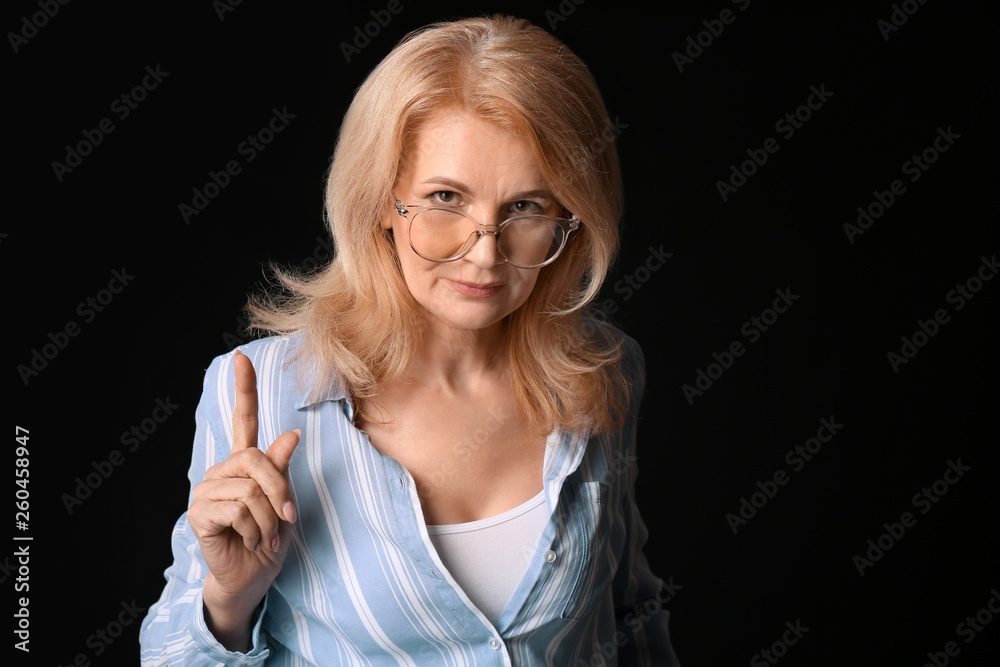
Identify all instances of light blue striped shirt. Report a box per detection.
[140,333,680,665]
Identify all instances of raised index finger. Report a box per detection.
[231,350,259,451]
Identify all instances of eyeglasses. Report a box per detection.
[393,199,580,269]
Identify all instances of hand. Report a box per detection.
[187,350,300,650]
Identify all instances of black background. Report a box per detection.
[7,1,998,665]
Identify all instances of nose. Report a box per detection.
[461,205,505,267]
[466,229,505,268]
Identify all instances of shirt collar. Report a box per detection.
[295,377,350,407]
[275,332,350,413]
[295,385,344,408]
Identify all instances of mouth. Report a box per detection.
[447,279,506,298]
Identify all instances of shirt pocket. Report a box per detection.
[560,480,614,620]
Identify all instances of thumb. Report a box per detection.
[266,428,301,475]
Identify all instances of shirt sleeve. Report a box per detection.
[139,351,272,666]
[612,337,682,666]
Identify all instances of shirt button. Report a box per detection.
[544,550,557,563]
[488,638,501,650]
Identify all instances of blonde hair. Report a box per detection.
[249,15,631,433]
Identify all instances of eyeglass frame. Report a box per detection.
[392,199,581,269]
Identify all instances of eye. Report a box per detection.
[509,200,544,215]
[431,191,460,205]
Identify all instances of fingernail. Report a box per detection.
[293,428,302,437]
[252,539,260,553]
[271,535,280,551]
[283,501,297,523]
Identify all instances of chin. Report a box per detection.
[425,300,518,332]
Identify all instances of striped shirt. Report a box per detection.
[139,333,680,666]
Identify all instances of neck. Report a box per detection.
[405,317,509,393]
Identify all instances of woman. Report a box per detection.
[141,15,680,666]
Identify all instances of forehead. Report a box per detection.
[401,108,544,186]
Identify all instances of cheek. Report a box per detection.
[510,270,542,301]
[391,231,438,292]
[386,220,414,267]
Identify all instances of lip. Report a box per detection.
[447,279,506,298]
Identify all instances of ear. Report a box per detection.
[383,193,401,229]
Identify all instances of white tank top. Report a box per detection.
[426,490,548,626]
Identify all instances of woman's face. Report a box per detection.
[387,108,561,336]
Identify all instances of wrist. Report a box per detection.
[202,574,266,652]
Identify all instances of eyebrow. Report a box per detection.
[419,177,552,202]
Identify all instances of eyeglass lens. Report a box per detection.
[410,209,563,267]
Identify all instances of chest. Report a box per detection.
[359,391,547,525]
